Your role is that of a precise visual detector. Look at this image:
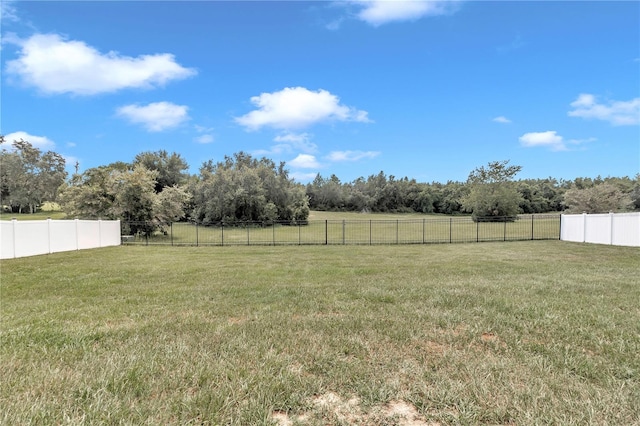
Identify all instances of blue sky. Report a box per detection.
[2,0,639,184]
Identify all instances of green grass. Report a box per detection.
[1,242,639,425]
[0,202,66,220]
[133,214,560,246]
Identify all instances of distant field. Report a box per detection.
[0,211,66,220]
[129,213,560,246]
[0,202,66,220]
[1,241,638,425]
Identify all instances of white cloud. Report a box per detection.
[194,125,214,134]
[519,131,566,151]
[4,131,55,149]
[235,87,371,131]
[568,93,640,126]
[5,33,196,95]
[326,150,380,162]
[194,125,214,144]
[289,154,321,169]
[0,0,18,22]
[290,171,318,183]
[350,0,461,26]
[194,134,214,144]
[116,102,189,132]
[273,132,318,153]
[492,116,511,124]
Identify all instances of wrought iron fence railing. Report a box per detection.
[121,214,561,246]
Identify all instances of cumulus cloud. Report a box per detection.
[289,154,321,169]
[5,33,196,95]
[350,0,461,26]
[273,132,318,153]
[116,102,189,132]
[290,171,318,182]
[326,150,380,162]
[235,87,371,131]
[492,116,512,124]
[4,131,55,149]
[194,125,214,144]
[519,131,567,151]
[194,134,214,144]
[568,93,640,126]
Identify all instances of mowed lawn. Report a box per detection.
[1,242,639,425]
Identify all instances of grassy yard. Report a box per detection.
[1,242,639,425]
[130,214,560,246]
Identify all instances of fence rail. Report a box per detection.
[121,215,561,246]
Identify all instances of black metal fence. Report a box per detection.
[121,214,561,246]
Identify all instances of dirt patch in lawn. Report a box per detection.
[272,392,440,425]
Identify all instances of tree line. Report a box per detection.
[1,137,638,234]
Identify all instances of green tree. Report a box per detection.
[0,137,67,213]
[463,160,523,221]
[191,152,309,224]
[133,150,189,193]
[59,163,191,235]
[58,166,117,219]
[563,182,633,213]
[154,185,192,225]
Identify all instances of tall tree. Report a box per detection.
[59,163,191,235]
[563,182,633,213]
[463,160,523,221]
[133,150,189,193]
[0,137,67,213]
[191,152,309,224]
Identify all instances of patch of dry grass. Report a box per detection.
[1,241,639,424]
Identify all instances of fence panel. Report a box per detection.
[15,221,49,258]
[612,213,640,247]
[0,221,15,258]
[0,219,121,259]
[49,220,78,253]
[561,212,640,246]
[121,215,561,247]
[584,214,612,245]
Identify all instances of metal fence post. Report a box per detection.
[342,220,345,245]
[325,220,328,245]
[370,220,372,245]
[221,223,224,247]
[559,214,562,240]
[449,218,452,244]
[171,222,174,246]
[531,215,534,240]
[504,220,507,241]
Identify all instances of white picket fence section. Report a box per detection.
[561,212,640,247]
[0,219,121,259]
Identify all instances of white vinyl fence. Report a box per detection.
[561,212,640,247]
[0,219,121,259]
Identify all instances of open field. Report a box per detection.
[1,242,639,425]
[0,210,67,221]
[126,214,561,246]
